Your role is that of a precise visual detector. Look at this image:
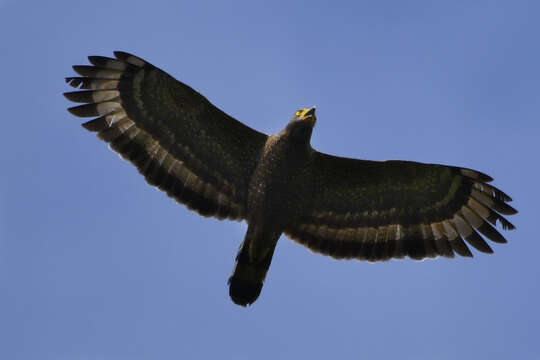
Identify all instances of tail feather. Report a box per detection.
[228,230,278,306]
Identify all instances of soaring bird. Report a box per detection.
[65,52,517,306]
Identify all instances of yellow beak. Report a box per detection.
[298,107,316,126]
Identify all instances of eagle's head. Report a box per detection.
[285,107,316,144]
[293,107,316,126]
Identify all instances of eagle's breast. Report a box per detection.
[246,134,313,227]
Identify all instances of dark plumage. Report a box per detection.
[65,51,517,306]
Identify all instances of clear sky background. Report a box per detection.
[1,1,539,359]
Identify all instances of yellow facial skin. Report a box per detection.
[294,107,316,126]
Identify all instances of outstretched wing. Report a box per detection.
[285,152,517,261]
[65,51,268,220]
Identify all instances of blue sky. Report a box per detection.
[1,1,539,359]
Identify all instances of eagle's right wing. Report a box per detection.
[65,51,268,220]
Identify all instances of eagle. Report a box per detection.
[65,52,517,306]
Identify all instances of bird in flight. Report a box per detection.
[65,52,517,306]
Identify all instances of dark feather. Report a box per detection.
[485,208,516,230]
[463,229,493,254]
[476,221,507,244]
[65,77,119,90]
[449,237,473,257]
[88,56,130,71]
[433,236,455,258]
[474,182,513,202]
[64,90,119,103]
[81,117,109,132]
[72,65,123,79]
[67,103,101,117]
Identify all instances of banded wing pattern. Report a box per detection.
[65,52,268,220]
[286,154,517,261]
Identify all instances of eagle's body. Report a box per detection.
[232,115,317,304]
[65,52,517,306]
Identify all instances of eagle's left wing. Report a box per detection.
[285,152,517,261]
